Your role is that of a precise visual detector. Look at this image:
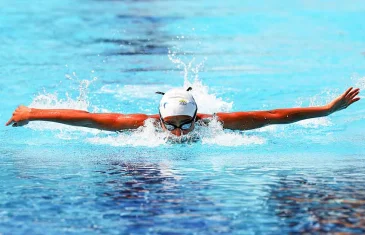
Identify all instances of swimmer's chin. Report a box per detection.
[164,132,200,144]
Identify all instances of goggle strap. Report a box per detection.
[156,87,192,96]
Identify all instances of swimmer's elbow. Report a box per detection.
[265,110,298,124]
[265,110,283,124]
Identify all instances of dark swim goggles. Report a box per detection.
[159,109,197,131]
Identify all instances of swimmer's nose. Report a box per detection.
[171,128,182,136]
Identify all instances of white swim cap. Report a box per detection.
[159,88,197,118]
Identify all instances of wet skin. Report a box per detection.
[160,115,195,136]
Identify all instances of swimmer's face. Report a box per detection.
[160,115,196,136]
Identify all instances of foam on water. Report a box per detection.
[198,118,266,146]
[296,117,332,128]
[86,117,265,147]
[87,119,169,147]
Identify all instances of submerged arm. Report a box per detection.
[216,87,360,131]
[5,106,153,131]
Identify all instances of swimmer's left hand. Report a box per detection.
[327,87,360,114]
[5,105,31,127]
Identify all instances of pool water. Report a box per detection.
[1,0,365,234]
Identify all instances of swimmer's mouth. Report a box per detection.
[164,133,199,144]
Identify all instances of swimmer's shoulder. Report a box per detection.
[196,113,216,125]
[196,113,213,120]
[147,114,160,119]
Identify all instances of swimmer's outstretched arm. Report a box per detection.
[5,106,158,131]
[215,87,360,131]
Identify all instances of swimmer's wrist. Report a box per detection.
[324,104,334,115]
[28,108,36,121]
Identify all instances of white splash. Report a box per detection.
[168,50,233,114]
[29,78,97,111]
[293,88,334,128]
[29,92,89,111]
[198,118,265,146]
[87,119,169,147]
[26,78,104,133]
[296,117,332,128]
[86,118,265,147]
[355,76,365,91]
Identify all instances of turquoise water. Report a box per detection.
[1,0,365,234]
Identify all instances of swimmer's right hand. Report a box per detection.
[6,105,31,127]
[327,87,360,114]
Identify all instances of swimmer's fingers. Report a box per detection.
[328,87,360,113]
[5,118,14,126]
[348,97,360,106]
[15,120,29,127]
[338,87,360,107]
[346,89,360,107]
[348,90,360,100]
[343,87,353,97]
[10,120,29,127]
[6,105,31,127]
[346,88,360,99]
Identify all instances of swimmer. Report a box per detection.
[6,87,361,136]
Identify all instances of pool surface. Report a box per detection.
[1,0,365,234]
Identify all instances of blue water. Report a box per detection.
[1,0,365,234]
